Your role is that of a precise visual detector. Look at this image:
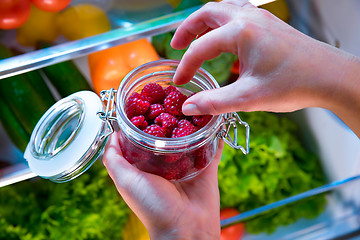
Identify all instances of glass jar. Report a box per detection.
[25,59,250,182]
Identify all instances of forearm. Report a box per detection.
[322,52,360,138]
[311,42,360,138]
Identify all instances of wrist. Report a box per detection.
[314,44,360,137]
[149,229,220,240]
[147,215,220,240]
[326,54,360,137]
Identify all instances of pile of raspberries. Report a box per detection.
[125,83,212,138]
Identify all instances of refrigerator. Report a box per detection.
[0,0,360,239]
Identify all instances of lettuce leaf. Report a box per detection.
[0,162,130,240]
[218,112,327,234]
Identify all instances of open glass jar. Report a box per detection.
[25,60,250,182]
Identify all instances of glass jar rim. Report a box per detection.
[116,59,224,152]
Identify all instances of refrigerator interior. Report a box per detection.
[0,0,360,239]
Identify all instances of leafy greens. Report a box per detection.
[0,162,129,240]
[218,111,327,234]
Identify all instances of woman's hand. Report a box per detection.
[103,132,224,240]
[171,0,360,137]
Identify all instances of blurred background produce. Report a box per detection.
[88,38,159,94]
[0,43,93,153]
[56,3,111,41]
[218,112,326,234]
[0,162,130,240]
[0,0,31,30]
[3,0,356,239]
[220,208,245,240]
[16,5,60,47]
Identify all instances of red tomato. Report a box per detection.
[220,208,245,240]
[0,0,31,30]
[31,0,71,12]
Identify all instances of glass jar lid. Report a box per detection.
[24,91,107,183]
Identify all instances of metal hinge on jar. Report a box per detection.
[217,112,250,155]
[97,88,117,140]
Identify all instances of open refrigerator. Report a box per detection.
[0,0,360,239]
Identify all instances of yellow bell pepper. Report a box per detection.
[16,5,60,47]
[122,211,150,240]
[260,0,290,22]
[56,4,111,41]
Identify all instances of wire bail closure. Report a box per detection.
[217,112,250,155]
[97,88,117,140]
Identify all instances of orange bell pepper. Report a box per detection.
[88,38,160,95]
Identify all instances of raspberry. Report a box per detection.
[164,85,177,96]
[131,115,148,130]
[141,83,165,104]
[193,146,209,169]
[171,119,196,138]
[155,113,178,137]
[192,115,212,128]
[147,104,165,119]
[164,91,187,117]
[119,134,150,164]
[128,92,147,102]
[162,156,193,180]
[165,154,181,163]
[125,92,150,119]
[143,124,166,137]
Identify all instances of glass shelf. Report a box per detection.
[221,174,360,239]
[0,6,200,80]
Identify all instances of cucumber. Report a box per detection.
[0,44,56,135]
[0,95,30,152]
[10,47,56,105]
[41,59,93,97]
[24,69,57,105]
[38,41,93,98]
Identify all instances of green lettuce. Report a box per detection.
[218,111,326,234]
[0,162,130,240]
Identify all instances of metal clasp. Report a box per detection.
[217,112,250,155]
[97,88,117,140]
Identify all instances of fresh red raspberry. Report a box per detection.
[127,92,148,102]
[192,115,212,128]
[162,156,193,180]
[143,124,166,137]
[164,91,187,117]
[165,154,181,163]
[147,104,165,120]
[164,85,177,96]
[171,119,196,138]
[193,145,209,169]
[155,113,178,137]
[125,92,150,119]
[141,83,165,104]
[131,115,148,130]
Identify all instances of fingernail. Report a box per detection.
[183,103,201,115]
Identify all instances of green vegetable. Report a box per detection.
[0,162,130,240]
[152,32,237,85]
[218,111,326,234]
[0,95,30,152]
[24,70,56,107]
[0,44,56,138]
[38,42,93,98]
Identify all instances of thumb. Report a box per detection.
[182,81,253,115]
